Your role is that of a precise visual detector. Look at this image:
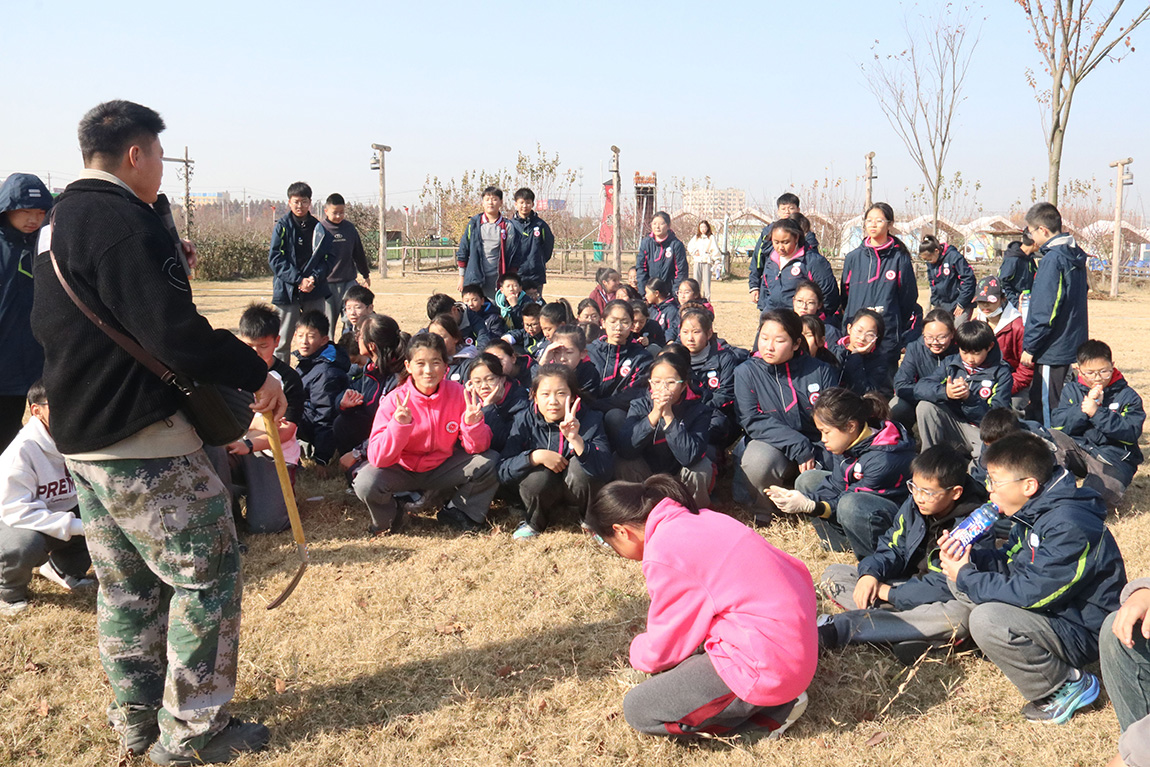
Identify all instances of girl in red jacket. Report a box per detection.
[586,475,817,739]
[352,333,498,534]
[972,276,1033,411]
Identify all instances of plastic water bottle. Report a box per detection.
[950,502,1000,548]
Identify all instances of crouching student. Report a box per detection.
[916,319,1013,460]
[890,309,956,429]
[294,310,351,466]
[586,300,654,435]
[1100,576,1150,767]
[0,381,92,615]
[939,433,1126,724]
[466,353,529,453]
[428,313,477,384]
[482,338,534,390]
[644,278,680,341]
[536,324,600,395]
[678,308,739,448]
[817,445,988,665]
[831,309,893,398]
[972,276,1032,411]
[335,313,408,469]
[771,388,915,559]
[589,267,622,314]
[734,309,840,525]
[630,299,666,351]
[617,348,715,508]
[352,334,498,534]
[1050,339,1145,508]
[498,365,611,539]
[586,476,816,739]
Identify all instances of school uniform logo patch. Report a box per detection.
[464,338,475,346]
[791,263,802,276]
[620,360,633,377]
[1029,533,1040,549]
[1110,402,1120,410]
[885,270,896,281]
[808,382,821,405]
[708,373,720,389]
[943,265,951,276]
[446,421,460,434]
[979,386,991,399]
[533,227,541,237]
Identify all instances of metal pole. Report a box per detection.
[372,143,391,279]
[1110,157,1134,298]
[610,145,622,273]
[865,151,876,212]
[722,212,730,279]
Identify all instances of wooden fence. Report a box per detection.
[399,247,639,278]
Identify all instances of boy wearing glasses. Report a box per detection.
[1050,340,1144,507]
[817,445,988,665]
[939,433,1126,724]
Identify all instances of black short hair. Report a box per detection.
[287,182,312,200]
[499,272,521,286]
[955,320,995,353]
[980,408,1021,444]
[426,293,456,320]
[646,277,670,298]
[482,186,503,201]
[343,285,374,306]
[923,308,957,334]
[521,302,543,318]
[552,323,588,352]
[910,444,968,490]
[1076,339,1113,366]
[513,187,535,203]
[985,433,1054,485]
[325,193,345,207]
[776,193,800,208]
[298,310,330,337]
[1025,202,1062,234]
[26,379,48,407]
[78,100,166,164]
[849,308,886,342]
[540,300,573,325]
[238,302,281,340]
[461,284,487,300]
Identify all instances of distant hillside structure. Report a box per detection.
[683,187,746,219]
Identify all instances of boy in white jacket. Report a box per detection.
[0,381,92,616]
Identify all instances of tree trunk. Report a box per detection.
[932,188,940,241]
[1047,131,1064,205]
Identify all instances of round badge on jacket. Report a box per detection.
[446,421,460,434]
[885,269,896,281]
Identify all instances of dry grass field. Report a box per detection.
[3,272,1150,766]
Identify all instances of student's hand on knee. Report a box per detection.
[853,575,880,609]
[531,449,567,473]
[1112,588,1150,649]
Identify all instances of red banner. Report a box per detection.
[598,180,614,244]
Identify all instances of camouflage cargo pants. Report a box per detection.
[67,450,242,755]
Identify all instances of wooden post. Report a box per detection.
[1110,157,1134,298]
[864,151,876,213]
[610,145,622,273]
[371,143,391,279]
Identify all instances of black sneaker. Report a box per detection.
[107,703,160,757]
[148,718,270,765]
[816,616,841,651]
[887,640,933,667]
[437,505,484,532]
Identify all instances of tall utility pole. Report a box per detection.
[162,146,195,238]
[371,143,391,279]
[864,152,877,212]
[1110,157,1134,298]
[610,145,622,272]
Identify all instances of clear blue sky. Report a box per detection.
[2,0,1147,218]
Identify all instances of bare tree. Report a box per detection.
[862,6,981,236]
[1016,1,1150,205]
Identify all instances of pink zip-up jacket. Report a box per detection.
[366,378,491,472]
[630,498,818,706]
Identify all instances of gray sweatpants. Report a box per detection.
[228,453,294,534]
[968,602,1074,701]
[623,653,802,738]
[916,401,981,460]
[517,457,599,532]
[353,447,499,530]
[735,440,799,521]
[616,455,713,508]
[0,520,91,603]
[820,563,973,646]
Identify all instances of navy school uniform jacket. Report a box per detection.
[649,297,681,340]
[269,212,334,305]
[860,476,990,610]
[733,352,841,464]
[690,338,739,444]
[957,469,1127,668]
[716,337,750,364]
[271,357,306,427]
[918,348,1014,424]
[840,237,919,358]
[456,213,519,288]
[998,242,1037,310]
[458,306,502,350]
[529,356,599,397]
[894,338,957,404]
[294,340,351,462]
[636,317,666,349]
[333,360,398,453]
[636,232,688,294]
[0,173,52,396]
[1052,369,1145,474]
[761,246,841,318]
[509,212,554,287]
[926,244,976,312]
[747,225,827,305]
[586,338,653,411]
[481,382,531,453]
[497,403,612,485]
[808,420,916,514]
[1023,233,1089,367]
[445,351,475,386]
[830,337,895,398]
[970,418,1058,489]
[620,392,711,473]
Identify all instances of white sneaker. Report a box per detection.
[767,691,808,740]
[0,600,29,617]
[38,562,95,591]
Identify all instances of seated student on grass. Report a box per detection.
[586,300,654,434]
[969,407,1062,511]
[939,433,1126,725]
[817,444,988,666]
[576,299,603,344]
[890,308,956,429]
[229,303,305,533]
[466,352,529,454]
[426,292,499,350]
[428,313,477,385]
[537,324,600,395]
[916,319,1013,460]
[918,233,976,325]
[585,475,816,740]
[293,310,351,467]
[755,216,839,317]
[532,300,574,360]
[1050,339,1145,508]
[734,309,840,526]
[676,278,713,316]
[337,284,375,369]
[506,302,545,358]
[626,265,639,291]
[0,381,92,616]
[792,278,841,338]
[498,364,611,539]
[630,298,665,351]
[770,388,915,560]
[481,337,534,390]
[972,276,1032,411]
[616,347,715,508]
[800,316,840,369]
[461,283,504,334]
[336,313,407,472]
[494,272,537,330]
[678,308,739,449]
[353,333,498,534]
[1100,574,1150,767]
[589,267,622,314]
[830,309,894,399]
[644,277,680,342]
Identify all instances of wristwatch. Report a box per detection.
[242,438,255,454]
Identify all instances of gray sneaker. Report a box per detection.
[148,718,270,765]
[0,599,28,617]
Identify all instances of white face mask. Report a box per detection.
[982,305,1003,318]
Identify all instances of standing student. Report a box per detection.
[0,173,53,452]
[679,308,739,448]
[998,232,1039,316]
[1021,201,1090,427]
[319,192,370,339]
[755,217,839,317]
[268,181,334,362]
[918,233,976,324]
[636,211,688,294]
[456,186,517,299]
[686,220,721,298]
[585,476,815,739]
[840,203,919,363]
[509,187,554,293]
[890,309,956,429]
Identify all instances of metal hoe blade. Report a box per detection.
[260,410,309,609]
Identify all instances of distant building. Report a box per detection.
[683,187,746,219]
[186,191,231,207]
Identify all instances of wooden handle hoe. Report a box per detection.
[260,410,308,609]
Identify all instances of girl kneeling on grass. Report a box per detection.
[586,475,817,738]
[768,387,916,560]
[353,333,498,534]
[498,364,612,539]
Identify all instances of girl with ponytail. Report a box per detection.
[336,313,408,465]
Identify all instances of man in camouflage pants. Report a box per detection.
[31,101,286,764]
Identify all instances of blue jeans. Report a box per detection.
[1101,610,1150,732]
[795,470,900,560]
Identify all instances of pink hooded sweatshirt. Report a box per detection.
[630,498,818,706]
[367,378,492,472]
